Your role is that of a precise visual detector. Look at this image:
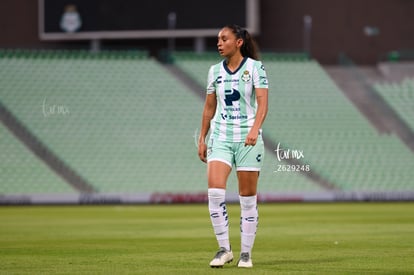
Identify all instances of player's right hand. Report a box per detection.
[198,143,207,163]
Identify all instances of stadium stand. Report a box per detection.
[1,49,413,203]
[265,60,414,192]
[264,60,414,192]
[0,122,75,194]
[0,50,207,196]
[373,78,414,132]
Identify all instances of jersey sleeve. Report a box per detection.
[206,65,216,94]
[253,61,269,89]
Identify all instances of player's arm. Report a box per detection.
[198,93,217,162]
[245,88,268,146]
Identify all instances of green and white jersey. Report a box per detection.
[206,57,268,142]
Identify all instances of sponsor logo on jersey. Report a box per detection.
[224,107,240,111]
[260,76,268,86]
[215,76,240,84]
[220,113,248,120]
[224,79,239,83]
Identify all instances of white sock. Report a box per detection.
[240,195,258,256]
[208,188,230,251]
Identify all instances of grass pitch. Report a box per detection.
[0,203,413,274]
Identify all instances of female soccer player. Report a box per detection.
[198,24,269,268]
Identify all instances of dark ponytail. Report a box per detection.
[225,24,259,60]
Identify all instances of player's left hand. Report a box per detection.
[245,130,258,146]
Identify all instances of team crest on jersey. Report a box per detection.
[241,70,251,82]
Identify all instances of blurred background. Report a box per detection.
[1,0,413,204]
